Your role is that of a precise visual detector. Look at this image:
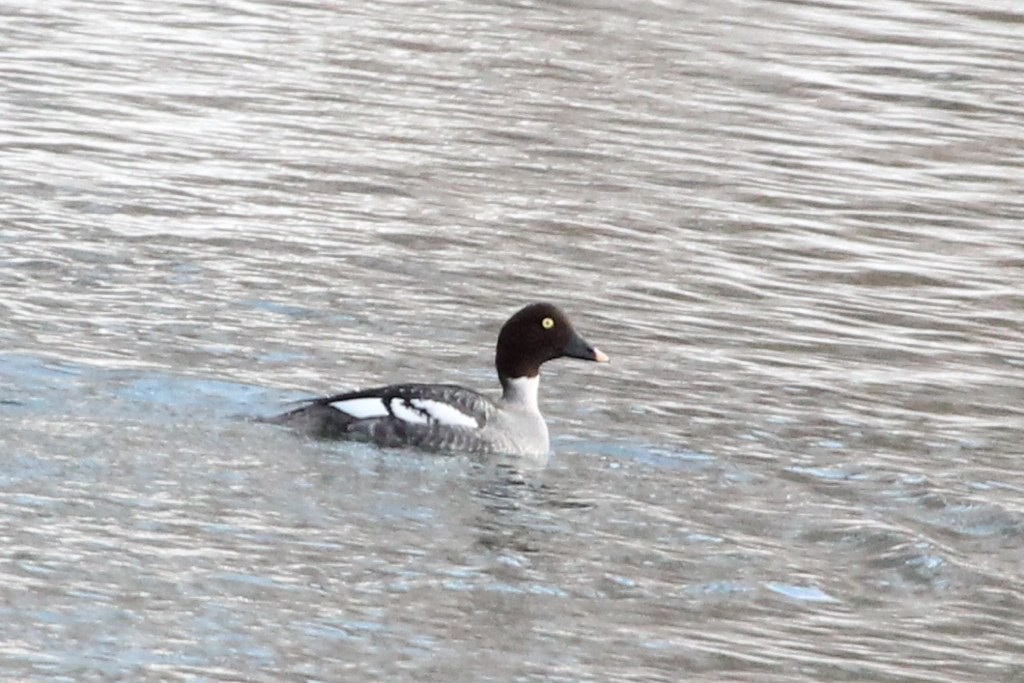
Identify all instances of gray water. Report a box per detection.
[2,0,1024,680]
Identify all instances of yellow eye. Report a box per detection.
[541,317,555,329]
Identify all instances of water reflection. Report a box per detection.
[471,461,595,557]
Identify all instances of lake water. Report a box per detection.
[2,0,1023,680]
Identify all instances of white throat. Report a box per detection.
[501,375,541,414]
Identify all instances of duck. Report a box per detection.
[261,302,608,456]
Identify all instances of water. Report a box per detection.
[2,0,1023,680]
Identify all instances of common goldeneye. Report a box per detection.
[262,302,608,456]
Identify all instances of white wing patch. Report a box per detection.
[388,399,429,425]
[328,394,479,429]
[329,397,390,419]
[409,399,479,429]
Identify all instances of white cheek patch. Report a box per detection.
[329,397,390,419]
[389,399,430,425]
[409,399,479,429]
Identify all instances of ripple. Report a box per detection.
[2,0,1024,680]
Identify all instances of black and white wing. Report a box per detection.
[264,383,497,452]
[323,383,491,428]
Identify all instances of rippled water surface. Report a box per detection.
[2,0,1024,680]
